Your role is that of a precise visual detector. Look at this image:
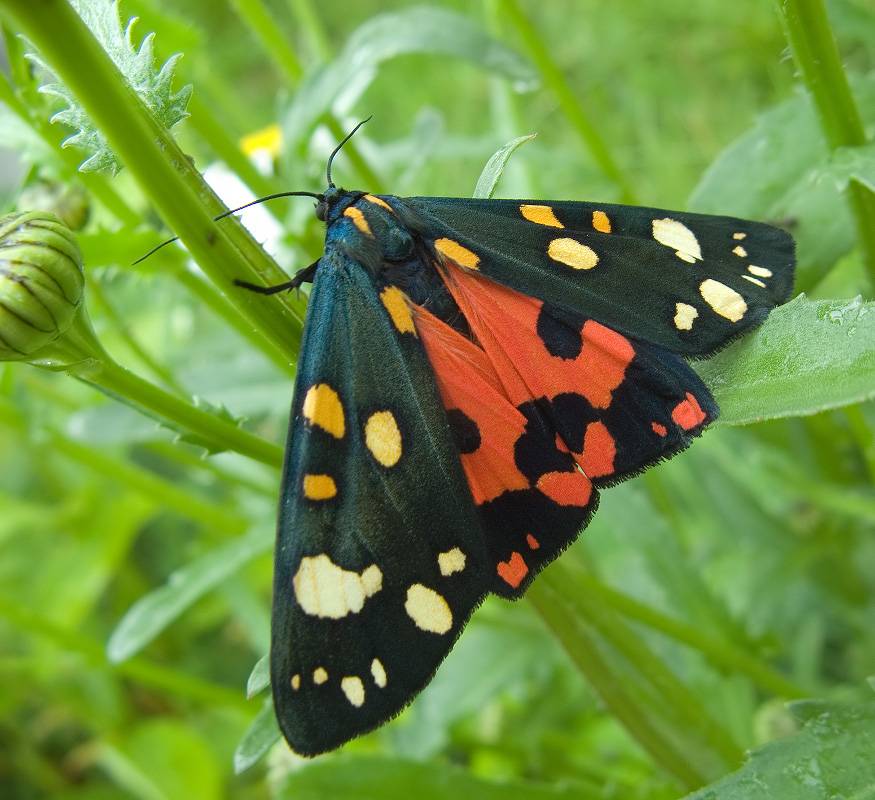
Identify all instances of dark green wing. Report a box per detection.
[270,249,489,756]
[399,196,795,356]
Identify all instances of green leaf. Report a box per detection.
[473,133,537,199]
[246,654,270,698]
[277,756,589,800]
[817,142,875,194]
[120,719,221,800]
[696,295,875,425]
[282,6,537,149]
[689,74,875,290]
[682,700,875,800]
[29,0,191,173]
[107,527,272,662]
[233,699,280,775]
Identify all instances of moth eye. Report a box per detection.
[315,200,329,221]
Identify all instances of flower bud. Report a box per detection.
[0,211,85,361]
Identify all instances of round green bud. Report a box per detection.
[0,211,85,361]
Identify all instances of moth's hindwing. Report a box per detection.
[402,196,795,356]
[271,251,489,756]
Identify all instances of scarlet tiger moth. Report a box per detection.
[236,123,795,756]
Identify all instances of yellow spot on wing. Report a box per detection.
[652,218,702,263]
[732,245,747,257]
[592,210,612,233]
[435,238,480,270]
[344,206,372,236]
[303,474,337,500]
[748,265,772,278]
[547,238,599,270]
[364,411,402,467]
[674,302,699,331]
[437,547,466,576]
[380,285,416,335]
[700,279,747,322]
[302,384,345,438]
[341,676,365,707]
[291,674,301,690]
[405,584,453,634]
[742,275,766,288]
[733,232,747,240]
[293,554,383,619]
[364,194,394,212]
[313,667,328,684]
[519,204,564,228]
[371,658,387,688]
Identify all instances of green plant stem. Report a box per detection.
[500,0,637,203]
[546,560,743,771]
[286,0,331,59]
[0,596,250,710]
[776,0,875,288]
[229,0,385,192]
[577,571,807,698]
[0,0,306,358]
[528,570,706,790]
[79,356,283,469]
[172,267,296,375]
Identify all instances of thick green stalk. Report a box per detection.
[500,0,637,203]
[286,0,331,59]
[0,0,306,358]
[776,0,875,288]
[528,572,706,790]
[578,572,807,698]
[81,357,283,469]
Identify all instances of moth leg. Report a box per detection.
[234,261,318,295]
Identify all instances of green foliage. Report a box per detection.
[0,1,873,799]
[32,0,190,173]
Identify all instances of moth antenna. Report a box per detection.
[132,191,324,266]
[326,116,373,188]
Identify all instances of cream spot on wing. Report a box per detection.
[380,285,416,336]
[592,210,612,233]
[547,238,599,270]
[652,218,702,263]
[732,245,748,257]
[303,474,337,500]
[519,204,563,228]
[371,658,387,688]
[435,238,479,270]
[343,206,372,236]
[674,302,699,331]
[733,232,747,240]
[437,547,466,576]
[313,667,328,684]
[364,410,402,467]
[748,265,772,278]
[364,194,394,212]
[341,676,365,707]
[302,384,345,438]
[404,583,453,634]
[700,279,747,322]
[293,554,383,619]
[291,674,301,690]
[742,275,766,288]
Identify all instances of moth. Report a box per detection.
[237,124,795,755]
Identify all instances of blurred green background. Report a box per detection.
[1,1,874,798]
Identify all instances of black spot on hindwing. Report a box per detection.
[446,408,481,454]
[536,302,583,359]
